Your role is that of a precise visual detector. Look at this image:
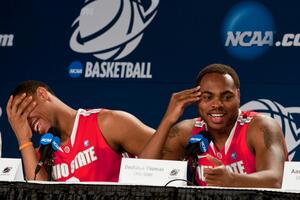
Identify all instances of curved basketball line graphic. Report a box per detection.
[242,99,300,160]
[70,0,160,60]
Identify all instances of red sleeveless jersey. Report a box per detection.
[192,111,256,186]
[51,109,127,182]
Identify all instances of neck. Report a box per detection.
[209,129,230,151]
[52,100,77,145]
[208,115,238,150]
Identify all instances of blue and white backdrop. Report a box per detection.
[1,0,300,161]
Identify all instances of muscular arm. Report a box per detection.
[139,87,201,159]
[20,146,49,180]
[139,117,193,160]
[220,115,287,188]
[6,94,48,181]
[205,115,287,188]
[98,110,155,156]
[98,111,194,160]
[244,115,287,187]
[159,120,194,160]
[99,87,200,159]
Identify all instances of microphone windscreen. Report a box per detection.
[38,133,55,163]
[185,133,210,159]
[40,133,54,145]
[188,134,204,144]
[51,136,61,151]
[198,137,209,153]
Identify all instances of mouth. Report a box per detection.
[208,113,225,124]
[209,113,224,117]
[31,118,40,133]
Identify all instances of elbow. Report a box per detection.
[273,178,282,188]
[253,171,283,188]
[271,181,282,188]
[268,175,283,188]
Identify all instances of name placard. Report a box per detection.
[0,158,24,181]
[282,161,300,191]
[119,158,187,186]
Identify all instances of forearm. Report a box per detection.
[229,170,282,188]
[20,144,48,181]
[139,117,174,159]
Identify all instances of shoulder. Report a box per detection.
[168,118,196,146]
[247,113,283,149]
[97,109,137,124]
[97,109,134,140]
[97,109,154,150]
[98,109,130,118]
[173,119,195,133]
[248,113,281,131]
[98,109,148,135]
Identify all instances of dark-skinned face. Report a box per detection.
[197,73,240,134]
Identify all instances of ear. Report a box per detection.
[36,87,50,101]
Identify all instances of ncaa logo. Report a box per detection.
[241,99,300,161]
[222,1,275,60]
[68,61,83,78]
[70,0,159,60]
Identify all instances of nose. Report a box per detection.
[211,97,223,108]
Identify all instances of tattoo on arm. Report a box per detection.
[162,126,184,159]
[168,126,180,138]
[261,127,272,150]
[260,126,283,150]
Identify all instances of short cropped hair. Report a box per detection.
[196,63,240,89]
[11,80,55,97]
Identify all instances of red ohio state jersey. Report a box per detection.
[192,111,256,186]
[52,109,128,182]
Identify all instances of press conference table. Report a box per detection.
[0,181,299,200]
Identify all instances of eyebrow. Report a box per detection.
[201,90,234,95]
[221,91,234,95]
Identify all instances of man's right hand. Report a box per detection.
[138,86,201,159]
[6,94,37,145]
[163,86,201,124]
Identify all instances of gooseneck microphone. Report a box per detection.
[184,132,210,185]
[34,132,61,180]
[34,133,54,177]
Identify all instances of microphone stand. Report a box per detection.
[46,149,54,181]
[191,155,198,185]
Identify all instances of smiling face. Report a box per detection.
[197,73,240,134]
[27,102,51,134]
[26,88,53,134]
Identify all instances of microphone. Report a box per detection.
[34,133,53,177]
[184,132,210,185]
[185,133,210,159]
[51,136,61,152]
[34,132,61,179]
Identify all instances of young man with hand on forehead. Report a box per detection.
[6,80,155,182]
[140,63,288,188]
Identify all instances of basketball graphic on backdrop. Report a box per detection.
[70,0,160,60]
[241,99,300,161]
